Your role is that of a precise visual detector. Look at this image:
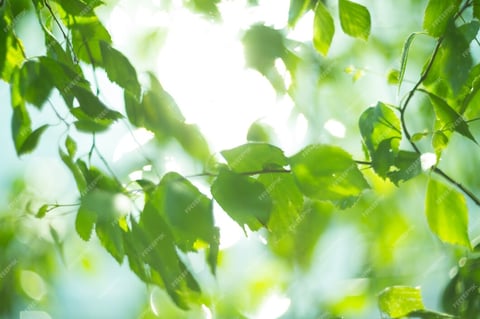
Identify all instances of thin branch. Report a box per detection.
[433,167,480,206]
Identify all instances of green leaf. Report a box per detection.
[387,69,400,85]
[52,0,97,16]
[423,0,459,37]
[36,204,49,218]
[288,0,312,27]
[18,125,48,155]
[65,136,77,158]
[425,178,471,249]
[378,286,425,318]
[158,172,215,252]
[427,91,477,144]
[289,145,369,207]
[11,102,32,156]
[424,21,480,96]
[75,199,97,241]
[247,121,272,143]
[432,131,449,158]
[71,17,112,65]
[387,151,422,185]
[359,102,401,178]
[16,60,54,109]
[338,0,371,40]
[0,13,25,81]
[313,1,335,56]
[221,143,288,172]
[398,32,420,93]
[100,41,141,100]
[59,149,87,194]
[475,0,480,20]
[70,85,123,121]
[211,169,273,231]
[185,0,221,20]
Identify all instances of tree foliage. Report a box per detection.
[2,0,480,318]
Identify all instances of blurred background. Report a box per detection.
[1,0,480,318]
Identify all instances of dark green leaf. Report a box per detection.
[221,143,288,172]
[16,60,54,109]
[378,286,425,318]
[475,0,480,20]
[338,0,371,40]
[289,145,369,207]
[387,151,422,185]
[425,178,471,248]
[185,0,221,20]
[100,41,141,99]
[18,125,48,155]
[427,91,477,143]
[11,102,32,156]
[211,169,273,231]
[70,85,123,121]
[71,17,112,65]
[158,172,215,252]
[423,0,459,37]
[424,21,480,96]
[313,1,335,56]
[52,0,96,16]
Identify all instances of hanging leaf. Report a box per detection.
[100,41,141,100]
[425,178,471,249]
[288,0,313,27]
[398,32,420,93]
[18,125,49,155]
[211,169,273,231]
[338,0,371,40]
[313,1,335,56]
[289,145,369,207]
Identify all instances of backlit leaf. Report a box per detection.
[313,1,335,56]
[378,286,425,318]
[423,0,459,37]
[338,0,371,40]
[221,143,288,172]
[425,178,471,248]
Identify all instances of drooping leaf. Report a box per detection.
[288,0,312,27]
[59,149,87,194]
[65,136,77,158]
[51,0,97,17]
[378,286,425,318]
[289,145,369,207]
[0,12,25,81]
[426,91,477,144]
[398,32,420,93]
[15,60,54,109]
[338,0,371,40]
[70,85,123,121]
[75,198,97,241]
[100,41,141,99]
[424,21,480,97]
[313,1,335,56]
[211,169,273,231]
[221,143,288,172]
[359,102,402,178]
[425,178,471,249]
[18,125,48,155]
[158,172,215,252]
[423,0,459,37]
[10,101,32,156]
[71,17,112,65]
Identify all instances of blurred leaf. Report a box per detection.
[411,132,428,142]
[36,204,49,218]
[378,286,425,318]
[426,91,477,144]
[288,0,312,27]
[289,145,369,207]
[158,172,215,253]
[424,21,479,96]
[423,0,459,37]
[0,13,25,81]
[211,169,273,231]
[247,121,272,143]
[16,60,54,109]
[70,85,123,120]
[185,0,221,20]
[65,136,77,158]
[221,143,288,172]
[100,41,141,99]
[432,131,449,158]
[52,0,98,16]
[313,1,334,56]
[10,101,32,156]
[359,102,402,178]
[59,149,87,193]
[338,0,371,40]
[407,310,456,318]
[76,194,98,241]
[387,69,400,85]
[425,178,471,249]
[71,17,112,65]
[475,0,480,20]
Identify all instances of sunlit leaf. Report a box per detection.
[423,0,459,37]
[211,169,273,230]
[289,144,369,207]
[378,286,425,318]
[221,143,288,172]
[398,32,420,93]
[425,178,471,249]
[51,0,97,16]
[288,0,312,27]
[65,136,77,158]
[71,17,112,65]
[100,41,141,99]
[387,151,421,185]
[338,0,371,40]
[0,13,25,81]
[313,1,335,56]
